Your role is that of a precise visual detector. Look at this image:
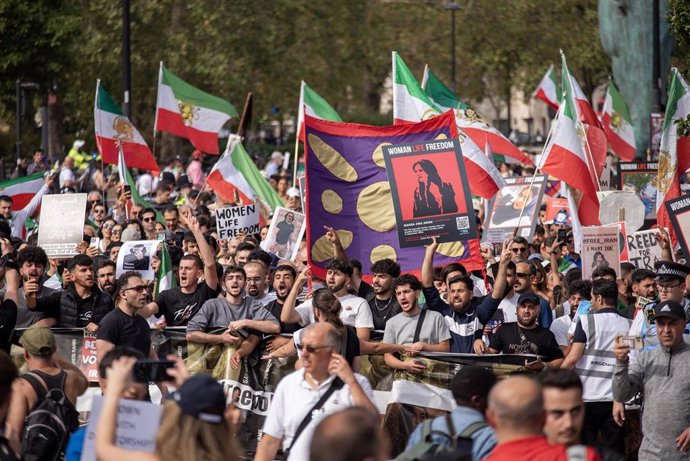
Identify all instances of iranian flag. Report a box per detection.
[155,62,238,154]
[155,245,177,297]
[656,68,690,239]
[539,55,600,251]
[393,52,505,199]
[94,81,160,173]
[207,135,284,211]
[601,81,636,161]
[422,66,532,166]
[0,174,44,210]
[297,81,342,141]
[117,143,163,223]
[533,64,561,110]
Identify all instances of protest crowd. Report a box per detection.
[1,56,690,461]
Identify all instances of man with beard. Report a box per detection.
[244,260,276,307]
[628,269,656,317]
[138,214,219,326]
[281,260,374,341]
[495,260,552,328]
[264,265,302,354]
[486,292,563,370]
[95,260,117,298]
[187,266,279,369]
[26,254,113,333]
[422,239,510,353]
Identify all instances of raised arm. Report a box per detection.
[280,266,310,324]
[325,226,358,290]
[655,228,674,262]
[490,240,512,300]
[183,212,218,291]
[421,237,439,288]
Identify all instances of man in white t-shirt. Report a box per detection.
[255,323,376,461]
[59,156,78,190]
[549,279,591,350]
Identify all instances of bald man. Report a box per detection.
[310,406,387,461]
[484,376,600,461]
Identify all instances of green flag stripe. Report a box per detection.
[162,66,238,117]
[423,68,467,110]
[232,142,284,209]
[663,69,687,129]
[560,54,578,121]
[0,172,44,189]
[608,82,632,122]
[394,53,441,111]
[97,84,123,115]
[303,83,343,121]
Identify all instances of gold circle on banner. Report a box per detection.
[307,134,358,182]
[357,181,396,232]
[372,142,391,168]
[321,189,343,214]
[370,245,397,264]
[435,133,448,140]
[311,230,353,263]
[436,241,466,257]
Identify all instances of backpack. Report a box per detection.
[20,372,79,461]
[395,414,486,461]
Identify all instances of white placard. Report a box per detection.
[116,240,160,279]
[263,207,306,261]
[626,229,664,270]
[215,204,260,240]
[37,194,87,258]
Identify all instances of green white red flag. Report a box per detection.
[601,81,636,161]
[0,173,44,210]
[656,68,690,239]
[533,64,561,110]
[539,54,600,251]
[155,244,177,297]
[155,62,238,154]
[392,52,505,199]
[297,81,342,141]
[94,81,160,173]
[422,66,532,166]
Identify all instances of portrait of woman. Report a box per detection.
[591,251,609,269]
[412,159,458,218]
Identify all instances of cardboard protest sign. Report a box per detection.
[37,194,87,258]
[617,162,658,228]
[215,204,260,240]
[626,228,664,270]
[263,207,306,260]
[665,195,690,259]
[116,240,160,279]
[81,395,162,461]
[581,226,621,280]
[484,175,546,243]
[382,138,477,248]
[544,196,570,225]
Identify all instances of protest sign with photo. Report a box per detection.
[215,204,260,240]
[484,175,546,243]
[581,226,621,280]
[263,207,306,260]
[617,162,658,227]
[626,228,664,270]
[665,195,690,259]
[544,196,571,225]
[383,138,477,248]
[116,239,160,279]
[37,193,87,258]
[650,112,664,157]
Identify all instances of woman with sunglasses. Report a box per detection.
[110,224,123,243]
[100,218,117,252]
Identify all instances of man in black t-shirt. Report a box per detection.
[138,213,219,326]
[263,265,302,354]
[96,272,154,362]
[356,259,401,337]
[488,292,563,370]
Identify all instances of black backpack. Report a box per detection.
[20,372,79,461]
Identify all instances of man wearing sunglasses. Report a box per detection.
[140,208,158,240]
[96,272,156,362]
[508,237,530,264]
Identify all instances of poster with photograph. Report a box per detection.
[382,138,477,248]
[665,196,690,259]
[544,197,571,225]
[263,207,306,260]
[617,162,658,227]
[37,194,87,258]
[581,226,621,280]
[116,240,160,279]
[650,112,664,158]
[215,204,260,240]
[626,228,665,270]
[484,175,547,243]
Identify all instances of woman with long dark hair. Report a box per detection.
[412,159,457,218]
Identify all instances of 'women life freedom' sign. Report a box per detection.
[215,204,260,240]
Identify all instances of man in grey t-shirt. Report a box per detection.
[384,274,450,374]
[186,265,280,368]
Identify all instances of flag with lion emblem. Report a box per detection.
[94,80,160,173]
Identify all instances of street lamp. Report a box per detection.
[16,80,39,162]
[444,2,461,94]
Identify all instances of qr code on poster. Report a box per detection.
[456,216,469,230]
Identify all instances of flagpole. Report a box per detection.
[94,80,107,204]
[292,82,306,188]
[237,92,253,140]
[291,134,300,188]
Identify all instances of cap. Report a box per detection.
[286,187,300,198]
[177,175,191,190]
[651,300,687,322]
[173,374,226,424]
[517,292,541,306]
[19,325,56,358]
[527,253,544,263]
[654,260,690,282]
[73,140,85,149]
[271,151,284,161]
[192,149,203,159]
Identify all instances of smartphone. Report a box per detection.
[618,335,644,350]
[89,237,100,249]
[132,360,175,383]
[557,229,568,243]
[123,185,131,194]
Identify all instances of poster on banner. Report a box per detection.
[484,175,546,243]
[581,226,621,280]
[262,207,306,260]
[626,228,665,270]
[544,197,571,225]
[116,240,160,279]
[665,196,690,259]
[215,204,260,240]
[81,334,99,382]
[81,395,162,461]
[650,113,664,157]
[617,162,658,226]
[382,138,477,248]
[37,194,87,258]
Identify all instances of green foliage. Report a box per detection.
[669,0,690,73]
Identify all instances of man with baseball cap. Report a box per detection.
[628,260,690,353]
[613,300,690,460]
